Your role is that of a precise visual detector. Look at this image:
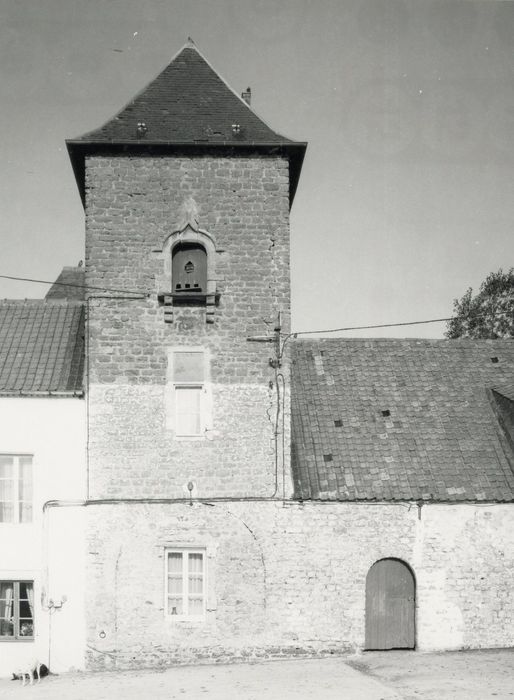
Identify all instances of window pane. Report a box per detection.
[168,552,183,573]
[188,553,203,573]
[0,581,13,598]
[0,502,14,523]
[0,582,14,637]
[188,598,203,615]
[18,459,32,501]
[0,456,13,478]
[168,597,183,615]
[188,576,203,595]
[19,503,32,523]
[174,352,204,382]
[175,387,202,435]
[168,576,182,595]
[0,478,13,500]
[0,619,14,636]
[19,620,33,637]
[19,599,32,617]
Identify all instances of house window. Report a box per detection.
[166,549,205,618]
[0,581,34,640]
[172,243,207,294]
[173,351,205,437]
[0,455,33,524]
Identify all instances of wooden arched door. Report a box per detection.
[365,558,415,650]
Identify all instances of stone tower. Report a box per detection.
[66,43,306,668]
[68,41,306,502]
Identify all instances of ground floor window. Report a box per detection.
[166,549,205,618]
[0,581,34,639]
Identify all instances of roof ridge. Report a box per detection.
[293,337,514,345]
[0,299,84,306]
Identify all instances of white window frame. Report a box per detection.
[174,384,203,437]
[166,348,212,439]
[0,455,33,525]
[0,580,35,641]
[164,548,206,620]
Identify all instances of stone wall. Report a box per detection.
[85,501,514,670]
[85,154,291,498]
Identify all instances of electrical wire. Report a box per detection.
[279,311,511,359]
[287,316,454,336]
[0,273,148,298]
[2,273,507,339]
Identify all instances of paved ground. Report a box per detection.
[0,649,513,699]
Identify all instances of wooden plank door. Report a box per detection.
[365,558,415,650]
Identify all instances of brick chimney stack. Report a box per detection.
[241,87,251,105]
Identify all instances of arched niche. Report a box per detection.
[155,224,218,323]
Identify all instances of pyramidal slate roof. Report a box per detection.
[291,338,514,503]
[0,300,84,396]
[67,41,306,204]
[45,266,85,301]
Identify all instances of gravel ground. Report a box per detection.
[0,657,400,700]
[349,648,514,700]
[1,649,513,699]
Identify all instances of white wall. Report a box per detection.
[0,398,86,677]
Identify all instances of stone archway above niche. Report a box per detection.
[154,223,219,324]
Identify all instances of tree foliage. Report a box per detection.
[445,268,514,339]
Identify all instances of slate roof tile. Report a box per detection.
[0,301,84,395]
[291,338,514,502]
[72,43,296,146]
[66,42,306,205]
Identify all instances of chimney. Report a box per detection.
[241,87,251,105]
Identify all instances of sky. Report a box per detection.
[1,0,513,338]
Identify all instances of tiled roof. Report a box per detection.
[66,42,306,205]
[45,267,85,301]
[0,301,84,396]
[70,43,298,146]
[291,338,514,502]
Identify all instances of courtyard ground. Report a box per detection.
[0,649,512,699]
[350,648,514,699]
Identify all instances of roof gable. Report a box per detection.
[291,338,514,503]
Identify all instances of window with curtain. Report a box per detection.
[0,581,34,639]
[0,455,33,523]
[166,549,205,618]
[173,352,205,437]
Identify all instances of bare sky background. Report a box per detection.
[1,0,513,337]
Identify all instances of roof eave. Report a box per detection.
[0,390,84,398]
[66,139,307,208]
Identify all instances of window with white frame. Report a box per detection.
[173,351,205,437]
[0,455,33,524]
[166,549,205,618]
[0,581,34,640]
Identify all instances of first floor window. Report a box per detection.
[0,581,34,639]
[173,352,205,437]
[166,549,205,618]
[175,386,202,436]
[0,455,33,523]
